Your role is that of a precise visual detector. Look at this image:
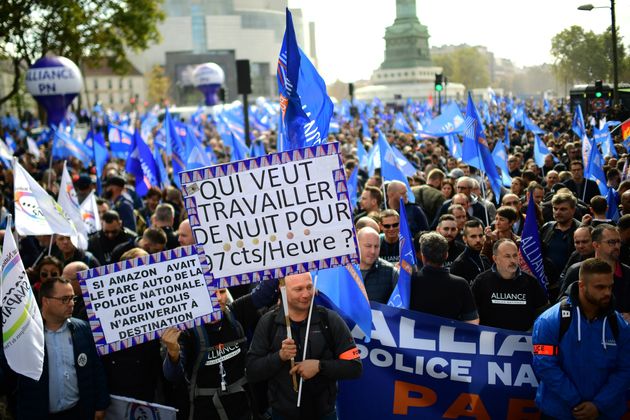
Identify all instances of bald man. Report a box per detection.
[247,273,362,419]
[178,219,194,247]
[62,261,89,321]
[386,180,429,237]
[357,227,397,303]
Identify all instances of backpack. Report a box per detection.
[558,297,619,342]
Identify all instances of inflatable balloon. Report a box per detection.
[25,55,83,127]
[192,63,225,106]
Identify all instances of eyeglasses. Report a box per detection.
[40,271,60,279]
[45,295,78,304]
[602,239,621,246]
[382,223,399,229]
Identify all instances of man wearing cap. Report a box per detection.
[74,174,94,204]
[103,175,136,231]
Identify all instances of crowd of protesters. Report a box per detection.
[0,95,629,419]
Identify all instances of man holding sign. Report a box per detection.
[246,272,362,420]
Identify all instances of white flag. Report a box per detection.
[1,223,45,380]
[106,395,177,420]
[57,161,89,250]
[80,190,101,235]
[13,158,77,240]
[26,137,41,160]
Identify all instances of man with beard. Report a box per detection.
[533,258,630,420]
[559,224,630,321]
[436,215,465,269]
[471,239,548,331]
[450,220,491,284]
[88,210,137,265]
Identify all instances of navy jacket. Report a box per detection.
[13,318,109,419]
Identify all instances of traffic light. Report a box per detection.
[435,74,444,92]
[594,80,603,98]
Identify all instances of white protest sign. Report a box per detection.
[180,143,359,287]
[78,246,220,355]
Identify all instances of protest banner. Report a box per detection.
[338,302,630,418]
[78,245,220,355]
[180,142,359,287]
[106,395,177,420]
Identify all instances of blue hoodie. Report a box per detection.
[532,282,630,419]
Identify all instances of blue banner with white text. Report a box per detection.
[339,302,540,419]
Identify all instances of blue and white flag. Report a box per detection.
[533,134,553,168]
[357,137,368,169]
[585,139,608,196]
[387,198,416,309]
[492,138,512,187]
[107,123,133,159]
[519,194,547,291]
[52,129,92,167]
[277,8,333,151]
[317,264,372,340]
[377,130,415,203]
[163,110,186,187]
[347,167,358,212]
[125,130,160,197]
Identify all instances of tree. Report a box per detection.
[550,25,627,85]
[0,0,165,107]
[146,65,171,105]
[433,46,490,89]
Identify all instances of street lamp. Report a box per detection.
[578,1,619,106]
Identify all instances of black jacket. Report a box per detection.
[246,306,362,420]
[450,247,492,284]
[560,261,630,313]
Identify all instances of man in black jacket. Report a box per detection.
[88,210,137,265]
[246,273,362,420]
[450,220,491,284]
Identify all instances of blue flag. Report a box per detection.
[606,187,620,222]
[524,115,545,135]
[391,145,418,178]
[585,139,608,195]
[316,264,372,341]
[277,8,333,151]
[461,92,502,203]
[533,134,553,168]
[52,129,92,167]
[377,130,415,203]
[249,139,267,158]
[572,104,587,140]
[594,126,617,158]
[163,109,186,187]
[107,123,133,159]
[492,138,512,187]
[421,102,466,136]
[519,194,547,292]
[357,137,368,169]
[387,198,416,309]
[347,167,358,212]
[444,134,462,160]
[153,146,170,189]
[125,130,160,197]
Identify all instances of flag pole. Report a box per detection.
[478,171,490,227]
[297,271,318,407]
[279,278,298,392]
[47,235,54,256]
[47,132,55,191]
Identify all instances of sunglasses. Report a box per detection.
[382,223,399,229]
[40,271,60,278]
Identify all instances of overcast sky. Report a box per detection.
[289,0,630,84]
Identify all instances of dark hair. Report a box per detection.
[570,160,584,169]
[101,210,121,224]
[145,187,162,200]
[589,195,608,214]
[437,214,456,226]
[496,206,518,223]
[36,256,64,278]
[363,186,383,206]
[579,257,613,284]
[463,219,484,236]
[143,227,167,245]
[419,232,448,265]
[591,224,617,243]
[39,277,71,304]
[96,198,108,206]
[618,214,630,231]
[492,238,516,255]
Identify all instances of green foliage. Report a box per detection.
[0,0,165,106]
[433,47,490,89]
[550,25,627,84]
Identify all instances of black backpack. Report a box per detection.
[558,297,619,342]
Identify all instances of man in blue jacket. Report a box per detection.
[8,277,109,419]
[532,258,630,419]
